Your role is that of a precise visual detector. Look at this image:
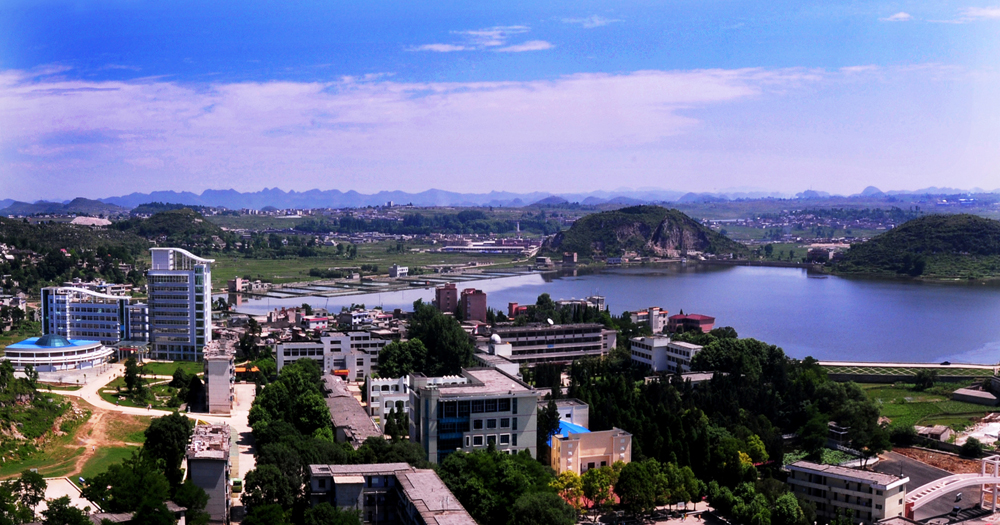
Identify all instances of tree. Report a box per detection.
[144,412,195,487]
[962,437,985,458]
[303,502,361,525]
[123,356,142,393]
[616,460,658,517]
[377,339,429,378]
[242,464,297,510]
[13,470,46,517]
[81,451,170,513]
[914,369,937,391]
[508,491,576,525]
[581,466,616,517]
[41,496,90,525]
[550,471,584,512]
[169,368,190,388]
[131,499,174,525]
[536,399,560,465]
[171,480,210,525]
[405,300,475,376]
[771,493,806,525]
[23,365,38,388]
[243,503,290,525]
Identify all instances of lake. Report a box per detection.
[222,264,1000,364]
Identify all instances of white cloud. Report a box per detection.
[410,44,468,53]
[880,12,913,21]
[960,6,1000,18]
[495,40,554,53]
[562,15,622,28]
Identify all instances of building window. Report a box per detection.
[485,399,498,412]
[318,479,326,489]
[501,418,510,428]
[487,435,497,446]
[512,434,517,446]
[474,419,483,430]
[500,434,510,445]
[512,417,517,431]
[487,419,497,429]
[875,504,882,510]
[465,436,471,448]
[457,401,470,416]
[473,436,484,447]
[512,398,518,414]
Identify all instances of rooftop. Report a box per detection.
[322,375,382,448]
[788,461,907,487]
[186,424,230,461]
[310,463,412,477]
[397,469,477,525]
[669,341,704,350]
[8,336,99,349]
[432,368,535,396]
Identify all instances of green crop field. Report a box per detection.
[139,361,204,377]
[864,383,995,430]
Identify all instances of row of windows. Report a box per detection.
[512,345,603,356]
[150,275,190,283]
[509,336,601,347]
[439,398,515,417]
[466,434,515,447]
[472,417,516,430]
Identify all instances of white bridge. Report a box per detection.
[905,455,1000,518]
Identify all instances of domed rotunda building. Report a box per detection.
[4,334,113,371]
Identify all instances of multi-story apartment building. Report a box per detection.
[550,424,632,475]
[40,287,148,345]
[459,288,487,322]
[629,335,703,373]
[433,283,458,315]
[204,336,236,415]
[187,424,231,523]
[630,306,670,334]
[308,463,475,524]
[485,323,617,366]
[368,376,409,422]
[409,368,540,463]
[276,331,394,379]
[667,313,715,334]
[147,248,213,361]
[786,461,909,524]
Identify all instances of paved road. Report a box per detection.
[874,452,980,521]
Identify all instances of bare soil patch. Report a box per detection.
[891,447,981,474]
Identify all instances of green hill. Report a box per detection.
[544,205,748,258]
[0,198,128,217]
[0,217,149,255]
[116,208,224,240]
[833,214,1000,279]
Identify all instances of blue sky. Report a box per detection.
[1,0,998,200]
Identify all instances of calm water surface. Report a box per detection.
[225,265,1000,363]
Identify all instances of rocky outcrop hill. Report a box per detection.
[544,205,748,258]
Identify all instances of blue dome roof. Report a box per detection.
[35,334,74,347]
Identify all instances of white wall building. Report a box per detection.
[147,248,214,361]
[629,335,703,373]
[389,264,408,278]
[368,376,410,423]
[276,331,394,380]
[787,461,909,524]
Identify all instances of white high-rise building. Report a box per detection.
[147,248,214,361]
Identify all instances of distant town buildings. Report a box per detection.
[147,248,214,361]
[434,283,458,315]
[308,463,475,524]
[187,424,232,523]
[667,313,715,334]
[408,368,539,463]
[389,264,409,278]
[41,286,148,345]
[629,335,704,374]
[459,288,487,322]
[630,306,670,334]
[480,323,617,366]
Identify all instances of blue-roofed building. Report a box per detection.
[4,335,113,371]
[549,419,632,475]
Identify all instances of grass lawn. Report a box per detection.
[37,384,83,391]
[77,446,140,482]
[865,383,995,430]
[0,441,85,479]
[105,415,152,444]
[139,361,204,377]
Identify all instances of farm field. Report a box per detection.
[863,383,996,430]
[825,365,991,378]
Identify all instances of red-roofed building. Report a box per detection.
[667,314,715,334]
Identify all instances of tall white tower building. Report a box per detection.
[147,248,214,361]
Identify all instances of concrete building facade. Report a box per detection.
[485,323,617,366]
[630,336,704,373]
[275,331,394,380]
[4,335,113,371]
[147,248,214,361]
[203,336,236,415]
[630,306,670,334]
[433,283,458,315]
[667,314,715,334]
[459,288,487,322]
[187,424,231,523]
[787,461,909,524]
[409,368,540,463]
[550,423,632,475]
[368,376,409,423]
[308,463,475,525]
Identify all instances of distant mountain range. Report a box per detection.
[1,186,998,214]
